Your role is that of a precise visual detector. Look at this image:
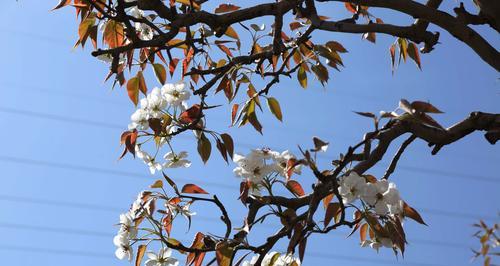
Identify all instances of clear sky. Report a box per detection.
[0,1,498,266]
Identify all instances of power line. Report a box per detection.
[0,106,497,184]
[1,193,496,222]
[0,155,237,190]
[0,220,470,250]
[0,243,454,266]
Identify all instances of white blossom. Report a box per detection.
[233,153,274,184]
[271,150,301,177]
[243,252,300,266]
[117,212,137,239]
[362,180,402,215]
[361,237,393,252]
[163,151,191,168]
[145,247,179,266]
[129,108,149,130]
[136,22,154,41]
[135,145,162,174]
[145,87,167,118]
[113,233,133,261]
[338,172,367,204]
[161,81,190,109]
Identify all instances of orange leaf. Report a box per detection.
[104,20,124,49]
[182,184,209,194]
[403,201,427,225]
[126,77,139,106]
[214,4,240,13]
[286,180,305,197]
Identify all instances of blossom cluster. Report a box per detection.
[338,172,403,217]
[113,191,154,261]
[127,81,194,175]
[233,148,301,194]
[338,172,406,252]
[243,252,301,266]
[113,190,183,265]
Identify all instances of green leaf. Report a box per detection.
[406,42,421,69]
[297,64,307,89]
[153,63,167,84]
[266,97,283,122]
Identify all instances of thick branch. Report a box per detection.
[319,0,500,71]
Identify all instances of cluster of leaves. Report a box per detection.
[472,220,499,266]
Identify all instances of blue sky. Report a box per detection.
[0,1,498,266]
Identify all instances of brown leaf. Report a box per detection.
[231,104,239,126]
[197,134,211,164]
[215,4,240,13]
[324,202,341,227]
[360,223,368,242]
[181,184,209,194]
[286,180,305,197]
[322,193,334,209]
[217,43,234,57]
[135,245,147,266]
[312,136,329,152]
[52,0,72,10]
[179,104,202,124]
[403,201,427,225]
[104,20,124,49]
[220,133,234,159]
[126,77,139,106]
[169,58,179,77]
[215,241,234,266]
[325,41,348,53]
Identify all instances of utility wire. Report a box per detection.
[0,194,496,221]
[0,220,471,250]
[0,243,453,266]
[0,106,497,184]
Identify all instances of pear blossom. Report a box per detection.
[145,247,179,266]
[136,22,154,41]
[361,237,393,252]
[271,150,301,177]
[162,82,190,109]
[338,172,367,204]
[96,53,126,64]
[243,252,300,266]
[113,233,133,261]
[145,87,167,118]
[129,108,149,130]
[233,153,274,184]
[136,146,162,174]
[179,203,197,220]
[117,212,138,239]
[163,151,191,168]
[362,180,402,215]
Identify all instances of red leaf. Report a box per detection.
[324,202,341,227]
[286,180,305,197]
[179,104,202,124]
[182,184,209,194]
[403,201,427,225]
[169,58,180,77]
[214,3,240,13]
